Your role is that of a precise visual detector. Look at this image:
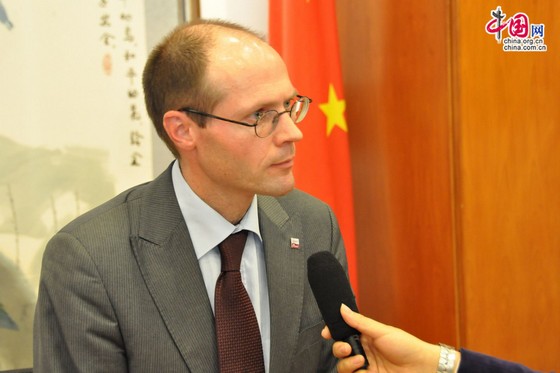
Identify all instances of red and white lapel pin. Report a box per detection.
[290,237,300,249]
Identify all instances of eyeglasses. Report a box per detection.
[178,95,312,138]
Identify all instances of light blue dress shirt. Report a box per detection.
[171,161,271,371]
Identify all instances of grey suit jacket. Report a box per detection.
[34,165,347,372]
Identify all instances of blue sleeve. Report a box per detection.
[458,349,546,373]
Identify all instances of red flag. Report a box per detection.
[269,0,358,294]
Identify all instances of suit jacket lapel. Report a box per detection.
[129,168,308,372]
[130,167,218,372]
[258,195,305,373]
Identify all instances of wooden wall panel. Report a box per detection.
[454,2,560,370]
[337,0,559,370]
[335,1,458,345]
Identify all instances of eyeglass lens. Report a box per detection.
[256,97,310,137]
[290,99,307,123]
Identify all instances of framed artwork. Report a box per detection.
[0,1,153,369]
[180,0,200,23]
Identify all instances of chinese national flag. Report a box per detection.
[269,0,358,294]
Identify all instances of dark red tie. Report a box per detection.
[215,230,265,373]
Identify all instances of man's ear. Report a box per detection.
[163,110,196,151]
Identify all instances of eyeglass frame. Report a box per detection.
[176,95,312,138]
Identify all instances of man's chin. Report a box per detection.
[270,186,295,197]
[260,180,295,197]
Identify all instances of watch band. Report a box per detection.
[437,343,457,373]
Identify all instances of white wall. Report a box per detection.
[200,0,268,37]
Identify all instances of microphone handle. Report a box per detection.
[345,334,369,370]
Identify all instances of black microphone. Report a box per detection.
[307,251,369,369]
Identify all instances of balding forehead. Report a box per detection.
[209,30,275,67]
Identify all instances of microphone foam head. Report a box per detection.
[307,251,360,341]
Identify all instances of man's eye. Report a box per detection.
[251,111,266,122]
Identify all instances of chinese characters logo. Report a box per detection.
[485,6,547,52]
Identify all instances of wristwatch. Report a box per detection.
[437,343,457,373]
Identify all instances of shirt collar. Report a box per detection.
[171,161,261,260]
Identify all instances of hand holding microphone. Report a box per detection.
[308,252,539,373]
[307,251,369,370]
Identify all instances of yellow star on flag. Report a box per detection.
[319,84,347,136]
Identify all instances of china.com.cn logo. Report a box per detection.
[485,6,547,52]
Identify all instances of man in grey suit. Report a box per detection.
[33,19,348,372]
